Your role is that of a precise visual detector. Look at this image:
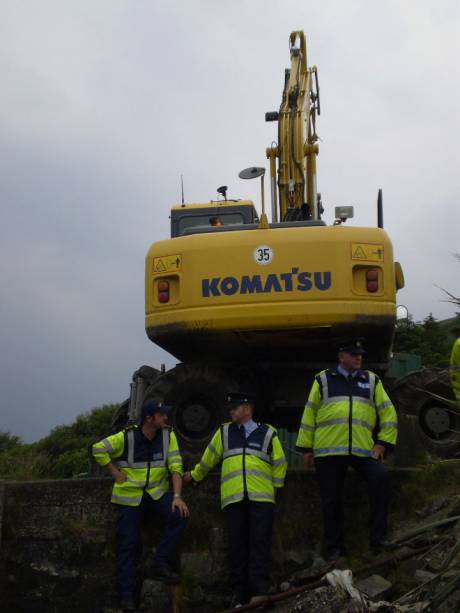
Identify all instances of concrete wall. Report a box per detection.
[0,470,409,612]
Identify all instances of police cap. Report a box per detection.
[338,338,366,355]
[226,392,256,408]
[141,400,173,421]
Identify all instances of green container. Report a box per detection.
[387,352,422,379]
[278,428,304,468]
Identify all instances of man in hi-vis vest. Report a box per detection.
[450,335,460,401]
[184,392,287,608]
[296,339,398,561]
[92,400,189,612]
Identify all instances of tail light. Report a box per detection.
[158,280,170,303]
[366,269,378,293]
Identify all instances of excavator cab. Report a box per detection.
[170,201,259,237]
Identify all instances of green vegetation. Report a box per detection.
[394,313,460,369]
[0,403,118,480]
[0,431,23,452]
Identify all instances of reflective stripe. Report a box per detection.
[353,418,374,431]
[248,491,275,502]
[147,487,169,500]
[261,427,274,454]
[222,492,244,506]
[325,394,349,403]
[111,493,141,505]
[315,446,349,454]
[221,469,244,483]
[273,477,285,485]
[147,478,168,489]
[92,447,108,454]
[316,417,373,432]
[116,461,148,468]
[368,372,376,402]
[199,459,211,472]
[376,400,393,412]
[222,446,270,463]
[300,423,315,432]
[101,438,115,453]
[272,457,287,466]
[354,397,374,407]
[450,365,460,371]
[167,450,181,458]
[320,371,329,401]
[305,400,319,410]
[314,446,372,456]
[208,444,219,457]
[222,424,229,452]
[121,428,169,468]
[326,395,374,407]
[246,448,270,462]
[115,460,166,468]
[223,448,244,459]
[352,448,372,456]
[380,421,398,429]
[127,477,168,488]
[221,469,272,484]
[127,430,134,466]
[162,429,170,457]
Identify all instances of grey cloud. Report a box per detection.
[1,0,459,441]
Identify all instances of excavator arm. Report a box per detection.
[266,31,320,221]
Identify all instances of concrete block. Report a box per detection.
[356,574,392,600]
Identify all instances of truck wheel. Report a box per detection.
[143,363,239,464]
[389,369,460,459]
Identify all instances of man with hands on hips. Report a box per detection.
[92,400,189,611]
[296,339,397,561]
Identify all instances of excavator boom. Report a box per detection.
[266,31,320,221]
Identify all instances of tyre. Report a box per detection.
[143,363,239,465]
[388,369,460,459]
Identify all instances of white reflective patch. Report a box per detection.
[357,382,370,389]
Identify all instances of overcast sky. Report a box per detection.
[1,1,459,442]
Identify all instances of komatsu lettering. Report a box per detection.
[202,269,332,297]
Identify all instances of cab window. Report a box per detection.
[177,212,245,236]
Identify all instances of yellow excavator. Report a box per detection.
[118,31,457,460]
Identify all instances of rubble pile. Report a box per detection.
[218,493,460,613]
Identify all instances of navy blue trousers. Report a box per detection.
[315,455,390,551]
[115,492,187,598]
[225,498,275,601]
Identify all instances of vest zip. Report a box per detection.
[143,438,153,491]
[242,429,248,497]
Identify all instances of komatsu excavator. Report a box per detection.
[117,31,457,461]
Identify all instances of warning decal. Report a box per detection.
[351,243,384,262]
[153,254,182,274]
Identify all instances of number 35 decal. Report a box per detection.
[253,245,274,265]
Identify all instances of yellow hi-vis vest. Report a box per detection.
[296,368,398,458]
[450,338,460,401]
[92,426,183,506]
[191,422,287,509]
